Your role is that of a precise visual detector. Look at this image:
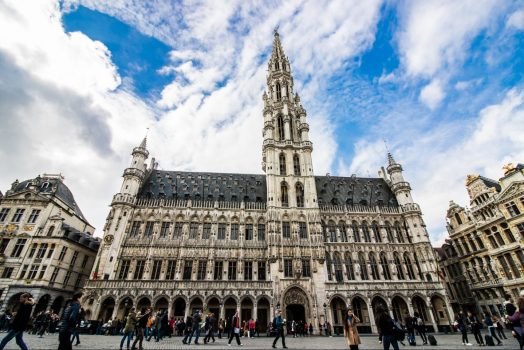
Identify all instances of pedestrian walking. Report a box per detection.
[493,314,507,340]
[271,309,286,349]
[413,312,427,345]
[70,307,85,346]
[467,311,484,346]
[484,311,503,345]
[0,293,34,350]
[131,308,150,350]
[228,310,243,346]
[181,316,193,344]
[454,310,472,346]
[375,305,399,350]
[58,292,83,350]
[203,312,216,344]
[218,318,224,339]
[343,308,361,350]
[507,296,524,350]
[120,307,136,350]
[403,314,415,345]
[184,309,202,345]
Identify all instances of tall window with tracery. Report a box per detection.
[293,154,300,175]
[296,183,304,208]
[277,116,285,140]
[276,82,282,101]
[281,182,289,207]
[279,153,286,175]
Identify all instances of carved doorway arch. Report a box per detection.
[282,287,310,323]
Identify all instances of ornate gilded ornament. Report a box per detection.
[104,234,114,245]
[503,163,516,175]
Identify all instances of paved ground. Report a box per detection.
[1,333,520,349]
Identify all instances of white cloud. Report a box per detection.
[398,0,500,78]
[419,79,445,109]
[0,0,384,234]
[0,0,155,234]
[507,9,524,30]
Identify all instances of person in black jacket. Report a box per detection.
[271,309,286,349]
[185,310,202,345]
[203,312,216,344]
[0,293,34,350]
[466,311,484,346]
[58,292,83,350]
[375,305,399,350]
[132,308,151,350]
[228,310,243,346]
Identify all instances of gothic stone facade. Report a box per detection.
[0,174,100,316]
[83,32,451,334]
[438,163,524,316]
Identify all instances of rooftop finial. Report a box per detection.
[274,25,279,36]
[139,128,149,149]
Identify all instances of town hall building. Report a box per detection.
[82,32,452,333]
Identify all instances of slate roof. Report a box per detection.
[7,176,88,221]
[138,170,398,207]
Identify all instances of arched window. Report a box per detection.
[358,252,368,280]
[339,221,347,242]
[385,221,394,242]
[369,253,380,280]
[345,252,355,280]
[394,221,405,243]
[328,221,337,242]
[274,61,279,71]
[326,251,333,281]
[321,221,328,242]
[413,255,423,279]
[352,221,361,242]
[296,183,304,208]
[276,82,282,101]
[277,115,285,140]
[279,153,286,175]
[281,182,289,207]
[293,154,301,175]
[394,253,405,280]
[362,221,371,242]
[404,253,416,279]
[47,225,55,236]
[380,252,391,280]
[372,221,381,242]
[289,116,294,141]
[334,252,343,282]
[454,213,462,225]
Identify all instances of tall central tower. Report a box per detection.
[262,31,318,209]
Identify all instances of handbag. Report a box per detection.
[234,327,240,334]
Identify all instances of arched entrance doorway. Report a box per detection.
[412,295,431,331]
[51,296,65,315]
[154,297,169,313]
[136,297,151,313]
[189,297,203,316]
[207,297,220,330]
[116,297,133,320]
[351,296,370,333]
[391,296,409,322]
[330,296,346,335]
[98,297,115,322]
[257,297,270,333]
[241,298,253,324]
[34,294,51,315]
[172,298,186,319]
[224,297,237,334]
[431,295,450,332]
[282,287,309,326]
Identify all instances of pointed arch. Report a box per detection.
[325,251,333,281]
[279,153,286,175]
[380,252,391,280]
[394,253,405,280]
[362,221,371,242]
[293,154,301,175]
[358,252,369,280]
[276,82,282,101]
[371,221,381,242]
[334,252,343,282]
[295,182,304,208]
[328,220,337,242]
[339,220,347,242]
[344,251,355,280]
[352,220,361,242]
[404,252,416,280]
[369,252,380,280]
[385,221,395,242]
[277,115,285,141]
[281,181,289,207]
[394,221,405,243]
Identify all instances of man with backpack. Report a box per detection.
[184,310,202,345]
[58,292,82,350]
[404,314,415,345]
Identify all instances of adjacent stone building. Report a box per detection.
[438,163,524,316]
[83,32,451,333]
[0,174,100,315]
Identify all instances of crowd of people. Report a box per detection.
[3,290,524,350]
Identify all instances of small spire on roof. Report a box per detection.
[139,127,149,149]
[387,152,396,166]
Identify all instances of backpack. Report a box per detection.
[417,317,423,327]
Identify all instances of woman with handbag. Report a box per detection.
[228,310,242,346]
[343,308,361,350]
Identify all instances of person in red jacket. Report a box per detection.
[0,293,34,350]
[228,310,242,346]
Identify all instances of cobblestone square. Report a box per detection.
[1,333,520,350]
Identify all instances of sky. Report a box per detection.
[0,0,523,246]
